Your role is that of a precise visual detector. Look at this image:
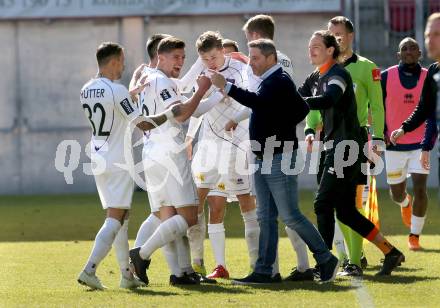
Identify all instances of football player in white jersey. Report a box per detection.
[77,42,182,290]
[129,37,217,285]
[184,31,259,279]
[129,33,169,259]
[130,34,216,285]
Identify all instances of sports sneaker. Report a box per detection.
[186,272,217,284]
[401,195,412,228]
[376,248,405,276]
[271,273,282,283]
[192,263,207,276]
[408,234,422,251]
[341,258,349,269]
[231,272,275,285]
[207,265,230,279]
[77,270,106,290]
[360,254,368,269]
[312,264,320,279]
[129,247,151,285]
[284,267,314,282]
[120,276,146,289]
[338,264,363,277]
[169,273,199,285]
[319,255,340,283]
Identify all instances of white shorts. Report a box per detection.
[192,141,251,195]
[94,170,133,210]
[144,149,198,213]
[385,149,430,185]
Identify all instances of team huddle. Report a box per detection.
[77,13,439,290]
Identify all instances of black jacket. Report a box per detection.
[228,66,309,155]
[303,63,362,148]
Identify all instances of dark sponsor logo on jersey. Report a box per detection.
[160,89,172,101]
[372,68,381,81]
[236,178,244,185]
[280,59,291,68]
[226,78,235,84]
[404,93,414,104]
[120,98,134,115]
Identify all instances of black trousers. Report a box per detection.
[314,148,376,250]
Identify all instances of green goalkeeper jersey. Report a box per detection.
[305,53,385,140]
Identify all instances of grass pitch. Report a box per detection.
[0,189,439,307]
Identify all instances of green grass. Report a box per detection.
[0,189,439,307]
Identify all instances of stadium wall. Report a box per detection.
[0,14,438,195]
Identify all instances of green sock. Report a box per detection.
[337,219,352,260]
[348,208,367,267]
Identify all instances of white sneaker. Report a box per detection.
[120,276,146,289]
[77,270,106,290]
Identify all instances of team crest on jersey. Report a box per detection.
[120,98,134,115]
[160,89,172,101]
[217,182,226,191]
[226,78,235,84]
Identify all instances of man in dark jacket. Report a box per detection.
[210,38,340,284]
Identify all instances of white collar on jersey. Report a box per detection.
[260,63,282,80]
[218,56,231,72]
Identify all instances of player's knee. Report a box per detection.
[209,207,224,223]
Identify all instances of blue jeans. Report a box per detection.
[253,151,332,275]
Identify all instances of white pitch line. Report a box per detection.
[351,277,375,308]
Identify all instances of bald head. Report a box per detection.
[398,37,421,65]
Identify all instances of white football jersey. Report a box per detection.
[199,57,249,149]
[141,69,186,157]
[138,66,157,115]
[80,77,141,172]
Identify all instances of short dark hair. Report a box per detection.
[242,14,275,39]
[157,37,185,54]
[313,30,341,59]
[248,38,277,62]
[398,37,419,51]
[328,16,354,33]
[196,31,223,53]
[222,39,239,52]
[146,34,171,60]
[96,42,123,67]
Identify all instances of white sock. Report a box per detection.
[112,219,132,279]
[139,215,188,260]
[410,215,426,235]
[285,226,310,272]
[333,219,348,262]
[162,241,182,277]
[241,209,260,269]
[187,212,206,265]
[134,214,161,248]
[396,194,410,207]
[175,235,193,274]
[84,217,121,274]
[208,223,226,267]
